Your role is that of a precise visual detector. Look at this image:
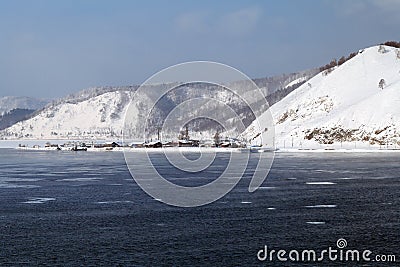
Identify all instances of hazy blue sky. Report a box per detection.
[0,0,399,98]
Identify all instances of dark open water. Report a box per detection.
[0,149,399,266]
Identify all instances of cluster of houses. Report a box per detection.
[19,138,250,151]
[127,127,247,148]
[129,138,246,148]
[20,137,247,151]
[18,127,250,151]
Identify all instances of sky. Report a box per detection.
[0,0,399,98]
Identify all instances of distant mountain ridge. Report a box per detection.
[0,96,49,116]
[0,96,50,131]
[0,109,36,131]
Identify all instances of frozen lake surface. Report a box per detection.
[0,149,399,266]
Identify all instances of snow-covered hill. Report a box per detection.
[4,45,399,146]
[1,91,132,139]
[0,72,312,140]
[244,45,400,149]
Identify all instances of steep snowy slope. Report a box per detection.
[244,45,400,149]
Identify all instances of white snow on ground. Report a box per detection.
[243,45,400,150]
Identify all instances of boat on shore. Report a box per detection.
[71,145,88,151]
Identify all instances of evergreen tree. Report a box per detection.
[379,79,386,90]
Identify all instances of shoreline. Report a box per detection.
[6,146,400,153]
[276,148,400,153]
[1,139,400,153]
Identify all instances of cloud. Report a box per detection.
[217,7,262,36]
[174,7,262,37]
[174,12,208,34]
[324,0,368,16]
[342,1,367,15]
[327,0,400,16]
[368,0,400,11]
[367,0,400,23]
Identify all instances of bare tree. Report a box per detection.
[338,56,346,65]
